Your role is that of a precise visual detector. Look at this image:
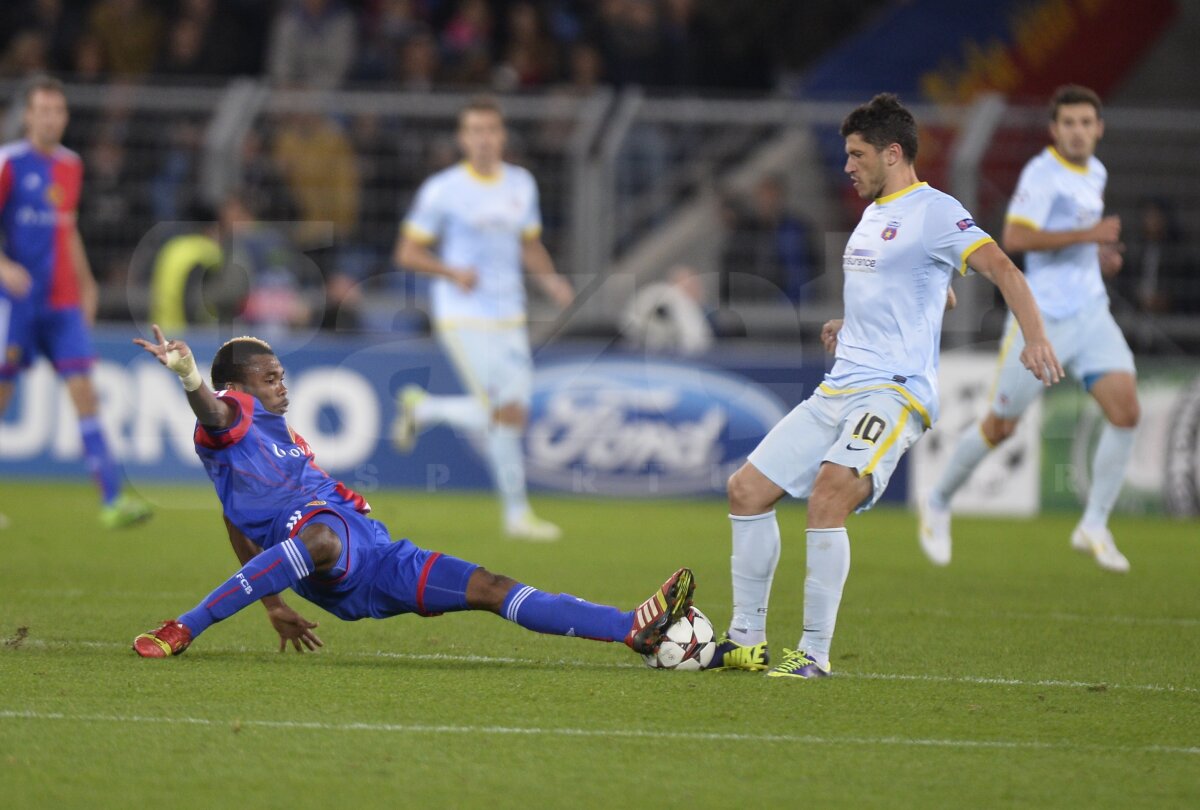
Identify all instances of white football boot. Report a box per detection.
[1071,524,1130,573]
[918,494,952,566]
[505,510,562,542]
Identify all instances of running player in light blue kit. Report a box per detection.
[920,85,1137,573]
[706,94,1062,679]
[392,97,574,542]
[130,326,693,659]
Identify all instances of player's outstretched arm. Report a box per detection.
[1002,215,1120,254]
[132,324,235,428]
[223,515,322,653]
[394,230,478,291]
[522,237,574,309]
[967,242,1064,386]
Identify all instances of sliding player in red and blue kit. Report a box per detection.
[0,75,149,528]
[130,326,694,659]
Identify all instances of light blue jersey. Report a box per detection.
[403,161,542,325]
[1005,146,1108,319]
[825,182,994,426]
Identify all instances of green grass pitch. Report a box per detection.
[1,480,1198,808]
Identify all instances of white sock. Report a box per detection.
[1082,424,1135,530]
[798,528,850,667]
[728,511,781,646]
[415,395,488,433]
[486,424,530,524]
[931,423,993,509]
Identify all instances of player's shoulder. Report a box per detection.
[503,161,536,184]
[911,183,968,215]
[51,145,82,165]
[419,163,464,192]
[1088,154,1107,179]
[0,139,33,166]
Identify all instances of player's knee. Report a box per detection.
[981,415,1016,447]
[1109,399,1140,429]
[466,567,518,612]
[727,467,766,514]
[297,524,342,573]
[493,402,526,427]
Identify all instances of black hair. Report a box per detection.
[840,93,919,163]
[1049,84,1102,120]
[24,74,65,105]
[210,336,274,388]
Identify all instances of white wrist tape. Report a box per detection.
[165,348,204,392]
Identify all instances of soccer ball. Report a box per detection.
[642,606,716,670]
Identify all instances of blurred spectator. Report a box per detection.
[175,0,258,78]
[354,0,425,83]
[237,129,297,224]
[720,175,817,305]
[267,0,356,90]
[271,109,360,248]
[149,119,204,222]
[350,112,403,251]
[621,265,714,356]
[397,28,441,91]
[154,16,207,78]
[78,126,140,284]
[87,0,165,77]
[149,215,224,330]
[0,0,84,73]
[494,1,558,91]
[320,271,364,332]
[0,30,50,78]
[440,0,493,85]
[71,33,106,82]
[1121,198,1198,314]
[590,0,665,87]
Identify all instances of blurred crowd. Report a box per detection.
[0,0,886,92]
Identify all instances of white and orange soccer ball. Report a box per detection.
[642,606,716,671]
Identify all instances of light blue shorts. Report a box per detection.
[748,388,927,512]
[437,323,534,409]
[990,301,1135,419]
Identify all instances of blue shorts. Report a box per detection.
[0,297,96,380]
[278,501,479,621]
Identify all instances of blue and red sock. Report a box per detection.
[500,583,632,642]
[179,539,314,638]
[79,416,120,506]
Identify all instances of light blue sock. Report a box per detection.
[798,528,851,667]
[931,423,992,509]
[487,425,530,524]
[179,539,314,638]
[1082,425,1135,529]
[729,511,781,645]
[79,415,120,506]
[415,395,487,432]
[500,583,631,642]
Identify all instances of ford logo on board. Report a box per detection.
[526,359,788,497]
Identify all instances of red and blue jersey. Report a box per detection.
[0,139,83,309]
[194,389,372,550]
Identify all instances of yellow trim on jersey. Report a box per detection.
[875,181,929,205]
[436,316,527,331]
[959,236,996,276]
[1048,146,1088,175]
[402,222,437,245]
[986,316,1021,409]
[817,382,932,429]
[521,224,543,241]
[462,161,503,184]
[862,406,911,476]
[1004,214,1042,231]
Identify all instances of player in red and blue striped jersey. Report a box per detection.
[130,326,693,659]
[0,75,150,528]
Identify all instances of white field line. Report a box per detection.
[0,709,1196,756]
[7,591,1200,629]
[12,639,1200,695]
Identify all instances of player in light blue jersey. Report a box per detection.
[392,97,574,542]
[129,326,693,659]
[707,94,1062,679]
[922,85,1137,573]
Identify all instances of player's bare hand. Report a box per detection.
[821,319,843,354]
[0,257,32,297]
[545,274,574,309]
[1099,242,1124,278]
[1090,215,1120,244]
[267,603,323,653]
[451,267,479,292]
[1020,339,1064,387]
[945,286,957,311]
[132,324,192,366]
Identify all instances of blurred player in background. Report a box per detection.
[391,97,574,542]
[130,327,692,660]
[708,94,1062,679]
[920,85,1136,573]
[0,75,150,529]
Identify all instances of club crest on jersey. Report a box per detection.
[44,184,65,207]
[881,220,900,241]
[956,218,976,231]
